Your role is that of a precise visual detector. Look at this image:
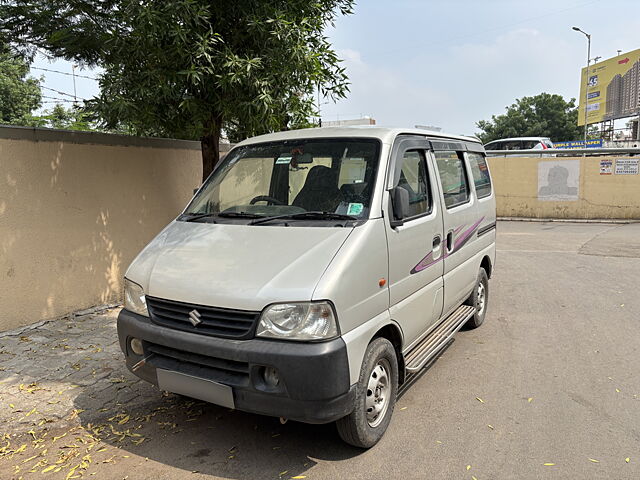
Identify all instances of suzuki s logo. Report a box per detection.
[188,309,202,327]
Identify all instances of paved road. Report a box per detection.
[1,221,639,479]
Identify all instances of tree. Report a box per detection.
[0,41,41,125]
[0,0,354,180]
[476,93,586,144]
[31,103,96,130]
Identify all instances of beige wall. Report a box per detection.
[488,155,640,220]
[2,127,638,332]
[0,126,205,331]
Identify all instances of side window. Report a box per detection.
[435,151,470,209]
[467,152,492,199]
[397,150,430,217]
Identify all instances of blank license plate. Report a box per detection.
[156,369,235,409]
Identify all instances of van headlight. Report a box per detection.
[257,302,338,341]
[124,278,149,317]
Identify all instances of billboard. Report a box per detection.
[577,48,640,126]
[554,139,603,149]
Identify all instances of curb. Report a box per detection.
[497,217,640,224]
[0,303,121,338]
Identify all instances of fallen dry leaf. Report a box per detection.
[588,458,599,463]
[543,463,555,466]
[476,397,484,403]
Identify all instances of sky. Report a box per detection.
[31,0,640,137]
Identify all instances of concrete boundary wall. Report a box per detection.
[0,125,210,331]
[488,155,640,220]
[2,125,638,331]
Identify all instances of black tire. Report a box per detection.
[336,337,398,448]
[464,268,489,329]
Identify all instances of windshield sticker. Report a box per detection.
[347,203,364,216]
[276,156,292,165]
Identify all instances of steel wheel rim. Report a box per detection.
[477,281,486,315]
[365,358,391,428]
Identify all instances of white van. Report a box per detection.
[118,127,496,447]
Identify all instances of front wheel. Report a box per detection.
[464,267,489,329]
[336,337,398,448]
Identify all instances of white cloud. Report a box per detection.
[324,27,589,135]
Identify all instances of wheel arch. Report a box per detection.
[480,255,493,278]
[372,323,405,385]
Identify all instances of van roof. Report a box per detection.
[237,126,482,147]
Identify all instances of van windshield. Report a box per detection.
[183,138,381,223]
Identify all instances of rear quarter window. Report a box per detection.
[467,153,492,199]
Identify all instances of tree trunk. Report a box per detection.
[200,117,222,182]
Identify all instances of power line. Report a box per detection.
[41,95,77,103]
[32,66,98,80]
[40,85,86,101]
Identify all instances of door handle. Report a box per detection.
[432,235,442,259]
[446,231,454,252]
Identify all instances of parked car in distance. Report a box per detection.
[117,127,497,448]
[484,137,554,155]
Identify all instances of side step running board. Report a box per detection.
[404,305,476,373]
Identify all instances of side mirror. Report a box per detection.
[193,187,199,195]
[390,186,410,227]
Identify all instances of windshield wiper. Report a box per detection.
[182,211,265,222]
[217,211,265,219]
[181,212,217,223]
[250,211,358,225]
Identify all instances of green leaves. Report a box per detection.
[1,0,355,177]
[0,44,42,125]
[476,93,583,144]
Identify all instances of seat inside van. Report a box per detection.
[292,165,343,211]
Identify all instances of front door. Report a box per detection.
[384,137,445,348]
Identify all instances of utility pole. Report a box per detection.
[573,27,591,147]
[71,64,78,106]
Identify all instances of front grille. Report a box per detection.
[146,342,250,388]
[146,296,259,339]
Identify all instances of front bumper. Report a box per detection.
[117,309,355,424]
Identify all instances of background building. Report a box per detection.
[322,116,376,127]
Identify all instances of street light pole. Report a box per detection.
[573,27,591,146]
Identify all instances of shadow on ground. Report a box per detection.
[72,369,361,479]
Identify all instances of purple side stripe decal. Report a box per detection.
[454,217,485,250]
[410,251,437,274]
[409,217,485,275]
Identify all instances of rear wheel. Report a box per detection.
[336,338,398,448]
[464,268,489,329]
